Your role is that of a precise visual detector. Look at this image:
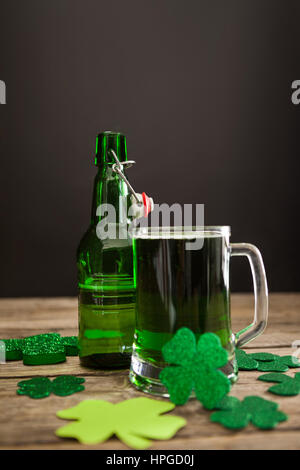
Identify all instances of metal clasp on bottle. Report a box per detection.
[109,149,142,205]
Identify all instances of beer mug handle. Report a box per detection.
[230,243,268,348]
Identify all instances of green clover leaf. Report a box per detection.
[236,349,300,372]
[235,349,259,370]
[22,333,66,365]
[1,333,79,362]
[17,377,52,399]
[62,336,79,356]
[247,352,275,361]
[258,372,300,396]
[17,375,85,399]
[56,398,186,449]
[162,328,197,365]
[255,356,300,372]
[278,356,300,368]
[211,395,287,430]
[1,338,24,361]
[160,329,230,409]
[51,376,85,396]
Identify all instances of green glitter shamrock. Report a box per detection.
[1,338,24,361]
[22,333,66,365]
[56,398,186,449]
[236,349,300,372]
[62,336,79,356]
[258,372,300,396]
[0,333,79,363]
[210,395,287,430]
[17,375,85,399]
[159,329,230,409]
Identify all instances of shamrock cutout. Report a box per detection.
[256,361,288,372]
[22,333,66,365]
[62,336,79,356]
[1,334,79,363]
[56,398,186,449]
[1,338,24,361]
[258,372,300,396]
[235,349,259,370]
[17,375,85,399]
[236,349,300,372]
[256,356,300,372]
[248,352,275,362]
[159,329,230,409]
[210,395,287,430]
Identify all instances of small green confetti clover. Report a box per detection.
[258,372,300,396]
[17,375,85,399]
[210,395,287,430]
[159,329,230,409]
[236,349,300,372]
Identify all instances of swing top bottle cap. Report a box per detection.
[95,131,128,166]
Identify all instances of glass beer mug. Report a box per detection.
[129,226,268,396]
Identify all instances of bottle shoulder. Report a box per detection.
[76,224,134,288]
[77,225,98,256]
[77,224,133,258]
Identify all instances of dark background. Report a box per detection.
[0,0,299,296]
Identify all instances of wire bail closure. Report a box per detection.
[109,149,142,205]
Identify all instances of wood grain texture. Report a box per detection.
[0,294,300,450]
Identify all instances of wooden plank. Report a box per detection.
[0,365,299,449]
[0,347,299,449]
[2,431,300,450]
[231,293,300,348]
[0,294,300,449]
[0,294,299,346]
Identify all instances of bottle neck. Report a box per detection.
[91,131,129,226]
[95,131,128,167]
[90,164,129,226]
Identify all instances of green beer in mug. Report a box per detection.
[130,226,268,396]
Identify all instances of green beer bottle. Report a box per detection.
[77,131,136,368]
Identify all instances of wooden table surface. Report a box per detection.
[1,293,300,450]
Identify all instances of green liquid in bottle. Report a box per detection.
[78,286,135,368]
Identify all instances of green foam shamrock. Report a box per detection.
[235,349,259,370]
[22,333,66,365]
[236,349,300,372]
[248,352,275,361]
[17,376,85,399]
[258,372,300,396]
[256,356,300,372]
[210,395,287,430]
[56,397,186,449]
[256,361,288,372]
[159,329,230,409]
